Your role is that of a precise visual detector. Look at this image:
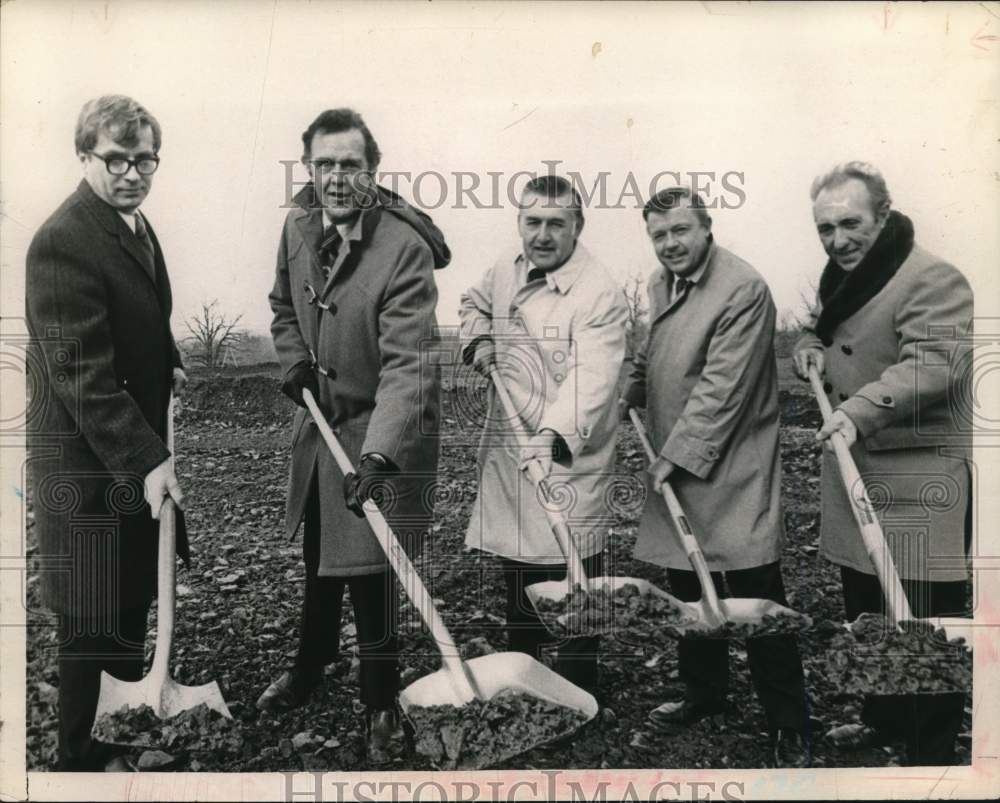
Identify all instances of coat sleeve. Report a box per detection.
[360,239,439,463]
[537,283,628,463]
[458,263,496,365]
[838,261,974,439]
[26,227,169,478]
[268,220,312,378]
[662,279,776,479]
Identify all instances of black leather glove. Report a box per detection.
[343,453,400,518]
[281,360,320,408]
[461,335,496,379]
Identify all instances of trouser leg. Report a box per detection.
[349,571,399,709]
[295,477,345,672]
[56,603,149,771]
[726,562,809,733]
[552,553,604,691]
[666,567,728,705]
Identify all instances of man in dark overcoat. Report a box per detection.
[262,108,448,762]
[26,95,186,771]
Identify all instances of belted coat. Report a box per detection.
[795,244,974,581]
[269,186,446,576]
[622,243,786,571]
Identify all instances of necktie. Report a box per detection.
[318,228,341,279]
[673,277,690,302]
[134,213,154,258]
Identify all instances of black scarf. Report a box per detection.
[815,209,914,345]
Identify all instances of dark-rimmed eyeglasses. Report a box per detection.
[89,152,160,176]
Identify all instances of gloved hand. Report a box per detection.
[281,360,320,408]
[343,453,400,518]
[462,335,496,379]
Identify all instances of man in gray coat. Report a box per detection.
[26,95,186,771]
[794,162,973,765]
[622,187,809,767]
[261,108,448,762]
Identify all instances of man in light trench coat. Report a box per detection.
[262,108,449,761]
[460,174,628,695]
[794,162,973,766]
[622,187,810,768]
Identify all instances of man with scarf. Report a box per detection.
[261,108,450,763]
[794,161,974,765]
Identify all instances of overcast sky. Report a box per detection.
[2,1,997,337]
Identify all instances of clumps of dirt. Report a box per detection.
[407,690,590,770]
[683,610,812,640]
[92,704,249,770]
[532,583,695,638]
[178,373,293,428]
[829,613,972,695]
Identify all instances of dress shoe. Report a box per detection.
[648,699,729,732]
[365,705,403,765]
[256,666,324,713]
[771,728,810,768]
[825,723,878,750]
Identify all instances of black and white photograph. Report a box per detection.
[1,1,998,800]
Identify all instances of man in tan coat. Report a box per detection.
[262,108,449,761]
[622,187,809,767]
[460,174,628,695]
[794,161,973,765]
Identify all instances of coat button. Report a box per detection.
[839,392,848,401]
[823,382,833,393]
[882,395,893,405]
[841,344,853,355]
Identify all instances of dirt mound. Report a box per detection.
[178,372,295,429]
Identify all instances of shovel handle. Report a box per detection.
[302,389,480,702]
[149,395,178,683]
[487,367,590,594]
[807,365,914,624]
[627,409,726,626]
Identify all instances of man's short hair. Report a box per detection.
[519,174,585,224]
[642,186,712,228]
[810,161,892,215]
[301,108,382,170]
[75,95,161,155]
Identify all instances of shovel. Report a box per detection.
[629,408,811,638]
[485,367,696,637]
[806,365,973,666]
[95,396,232,720]
[301,389,597,766]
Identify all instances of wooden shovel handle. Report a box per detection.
[807,365,914,624]
[487,367,590,593]
[628,408,726,626]
[149,396,177,682]
[302,389,480,701]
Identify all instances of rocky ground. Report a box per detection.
[24,364,972,771]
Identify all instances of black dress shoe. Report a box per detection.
[256,666,324,713]
[365,706,403,765]
[648,699,729,731]
[771,728,810,768]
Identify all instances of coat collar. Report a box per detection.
[75,179,157,284]
[518,242,591,295]
[650,239,718,323]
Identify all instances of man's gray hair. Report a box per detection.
[75,95,162,155]
[810,161,892,214]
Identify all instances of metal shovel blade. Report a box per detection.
[525,575,700,636]
[673,597,813,638]
[95,672,232,720]
[399,651,598,769]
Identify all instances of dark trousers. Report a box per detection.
[500,553,604,691]
[56,603,150,770]
[666,561,809,733]
[294,480,398,709]
[841,565,968,765]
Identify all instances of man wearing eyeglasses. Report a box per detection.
[263,108,449,763]
[26,95,186,771]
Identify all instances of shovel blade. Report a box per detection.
[669,598,812,638]
[95,671,232,721]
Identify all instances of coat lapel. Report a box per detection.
[75,180,158,286]
[321,206,382,298]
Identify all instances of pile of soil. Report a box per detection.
[407,690,590,770]
[683,610,813,640]
[532,583,695,637]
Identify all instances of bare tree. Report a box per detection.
[622,275,649,360]
[184,300,246,369]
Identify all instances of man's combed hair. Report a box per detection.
[520,174,585,224]
[810,161,892,214]
[75,95,162,154]
[642,186,712,227]
[301,108,382,170]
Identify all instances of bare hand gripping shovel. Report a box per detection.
[487,367,695,637]
[302,389,597,767]
[629,408,810,638]
[95,396,232,720]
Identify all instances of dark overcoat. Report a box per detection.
[26,180,182,615]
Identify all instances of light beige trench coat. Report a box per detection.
[622,243,785,571]
[796,245,974,582]
[459,244,629,563]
